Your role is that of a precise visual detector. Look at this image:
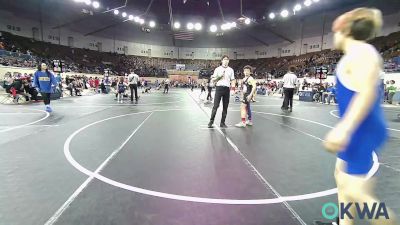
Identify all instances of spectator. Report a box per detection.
[33,63,58,112]
[322,83,336,104]
[387,80,397,104]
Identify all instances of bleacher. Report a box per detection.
[1,30,399,81]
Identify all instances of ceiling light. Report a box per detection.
[294,4,302,11]
[304,0,312,7]
[149,21,156,28]
[139,19,145,24]
[84,0,91,5]
[194,23,202,31]
[210,25,217,32]
[92,1,99,8]
[122,12,127,17]
[244,18,251,25]
[174,22,181,29]
[281,9,289,18]
[187,22,194,30]
[128,15,133,20]
[230,22,237,28]
[113,9,119,15]
[269,13,275,19]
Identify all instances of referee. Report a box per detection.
[128,69,139,103]
[281,66,298,112]
[208,55,235,128]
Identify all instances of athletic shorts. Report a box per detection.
[242,93,250,105]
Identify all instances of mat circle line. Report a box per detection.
[0,108,49,133]
[64,109,338,204]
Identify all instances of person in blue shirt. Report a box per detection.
[55,73,63,97]
[322,84,337,104]
[34,63,58,112]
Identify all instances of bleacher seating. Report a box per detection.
[1,30,399,80]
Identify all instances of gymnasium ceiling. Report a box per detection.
[1,0,399,48]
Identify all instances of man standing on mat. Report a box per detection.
[164,78,170,94]
[208,55,235,128]
[128,69,139,103]
[281,66,297,112]
[315,8,397,225]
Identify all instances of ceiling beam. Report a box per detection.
[53,0,129,29]
[240,0,244,17]
[245,33,269,47]
[168,0,176,46]
[216,0,225,21]
[84,20,128,36]
[102,0,129,13]
[140,0,156,17]
[264,26,294,43]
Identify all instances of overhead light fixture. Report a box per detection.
[194,23,202,31]
[174,22,181,29]
[149,21,156,28]
[280,9,289,17]
[210,25,217,32]
[139,19,145,24]
[304,0,312,7]
[294,4,302,11]
[230,22,237,28]
[128,15,134,20]
[122,12,127,17]
[244,18,251,25]
[84,0,91,5]
[269,12,275,19]
[187,22,194,30]
[313,0,320,2]
[113,9,119,15]
[92,1,99,8]
[74,0,84,2]
[134,16,140,22]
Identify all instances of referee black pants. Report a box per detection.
[282,88,294,110]
[209,86,230,125]
[207,87,212,100]
[129,84,138,101]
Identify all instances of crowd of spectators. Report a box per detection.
[0,30,399,80]
[0,72,38,103]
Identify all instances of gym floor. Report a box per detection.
[1,89,399,225]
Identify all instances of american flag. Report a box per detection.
[174,31,194,41]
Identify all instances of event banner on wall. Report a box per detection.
[169,75,198,82]
[176,64,185,71]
